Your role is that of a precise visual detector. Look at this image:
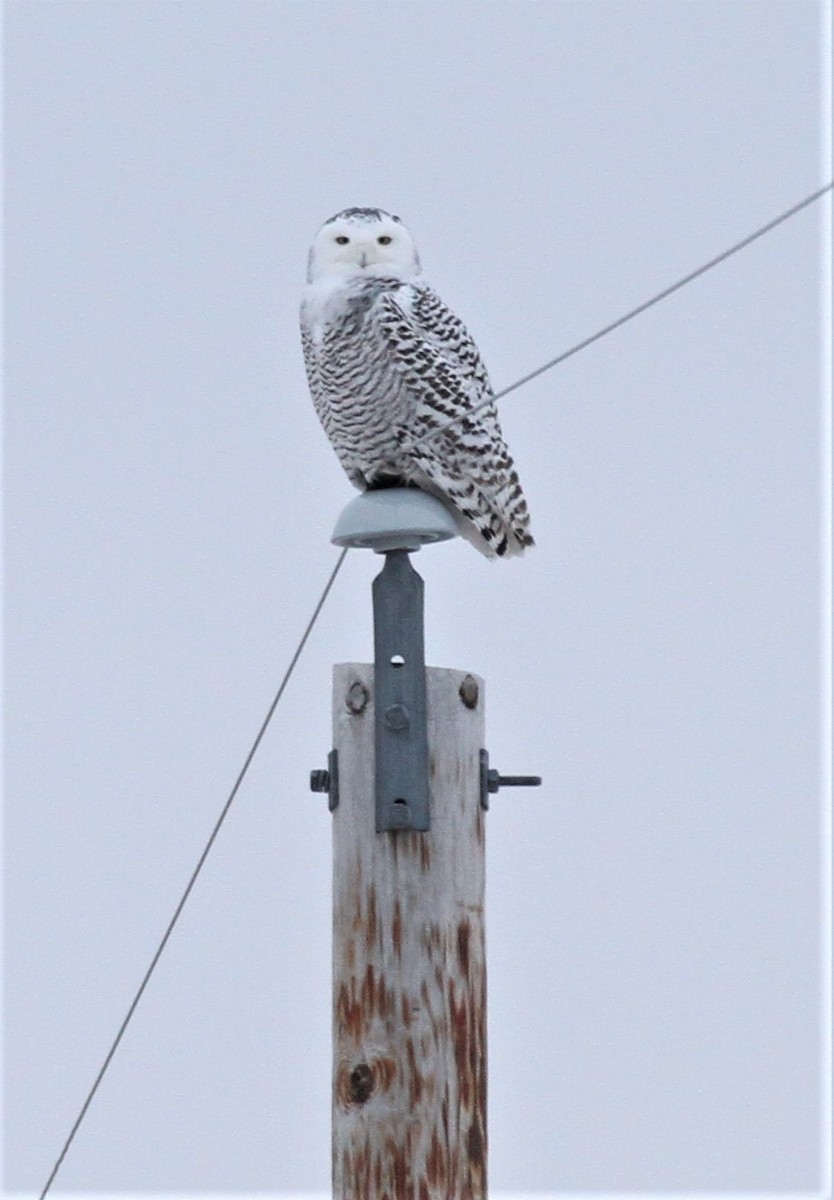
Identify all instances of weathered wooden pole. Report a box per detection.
[331,660,486,1199]
[312,489,539,1199]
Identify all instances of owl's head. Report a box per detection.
[307,207,421,283]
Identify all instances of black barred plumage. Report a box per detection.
[300,208,534,558]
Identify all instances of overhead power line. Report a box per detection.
[395,180,833,461]
[37,548,348,1200]
[38,178,831,1199]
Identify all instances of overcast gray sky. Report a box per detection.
[3,1,831,1195]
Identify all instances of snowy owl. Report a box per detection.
[300,207,534,557]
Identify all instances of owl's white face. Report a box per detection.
[307,207,421,283]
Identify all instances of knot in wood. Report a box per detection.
[459,675,479,709]
[345,680,369,714]
[348,1062,374,1104]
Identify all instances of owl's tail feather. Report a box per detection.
[409,458,534,559]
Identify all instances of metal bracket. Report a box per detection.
[479,749,542,811]
[310,748,339,811]
[373,549,430,832]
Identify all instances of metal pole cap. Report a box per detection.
[331,488,460,553]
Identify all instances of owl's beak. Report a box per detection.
[358,250,369,268]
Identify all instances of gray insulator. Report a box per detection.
[331,488,460,553]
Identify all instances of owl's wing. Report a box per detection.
[374,283,533,557]
[374,283,504,457]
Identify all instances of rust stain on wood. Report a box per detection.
[457,919,471,975]
[392,898,402,958]
[422,923,442,956]
[375,1055,397,1091]
[387,1134,409,1200]
[366,882,379,950]
[448,979,471,1111]
[405,1036,423,1106]
[466,1119,486,1195]
[336,979,362,1041]
[360,962,377,1016]
[426,1127,445,1188]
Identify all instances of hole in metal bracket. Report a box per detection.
[390,654,405,667]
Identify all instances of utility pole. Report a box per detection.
[311,489,539,1200]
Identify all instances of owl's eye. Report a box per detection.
[377,235,392,245]
[334,235,350,245]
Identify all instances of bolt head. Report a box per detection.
[310,769,330,793]
[383,703,410,731]
[459,675,479,709]
[346,680,370,714]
